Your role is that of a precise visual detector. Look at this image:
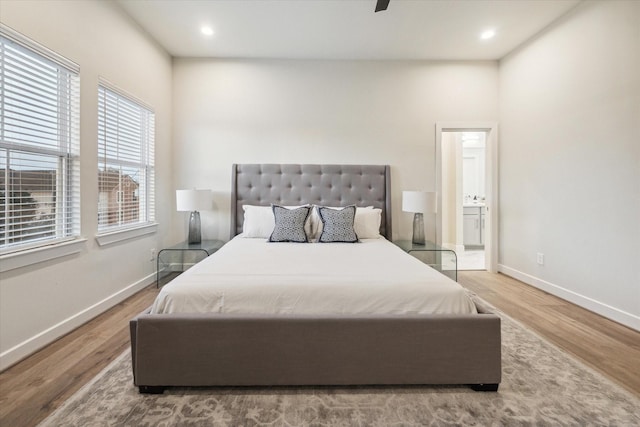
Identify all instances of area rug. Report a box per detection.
[39,312,639,426]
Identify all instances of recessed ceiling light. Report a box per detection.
[480,29,496,40]
[200,26,214,37]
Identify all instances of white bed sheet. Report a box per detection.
[150,237,477,315]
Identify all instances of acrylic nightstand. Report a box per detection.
[156,240,224,287]
[394,240,458,281]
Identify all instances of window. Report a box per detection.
[97,82,155,233]
[0,26,80,253]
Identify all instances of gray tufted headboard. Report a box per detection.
[231,164,392,239]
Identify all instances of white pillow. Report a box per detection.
[242,205,275,238]
[311,206,382,239]
[242,205,312,238]
[354,207,382,239]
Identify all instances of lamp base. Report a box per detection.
[188,211,201,244]
[412,212,425,245]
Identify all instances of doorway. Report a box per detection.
[435,123,498,273]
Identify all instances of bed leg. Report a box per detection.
[139,385,165,394]
[469,383,499,392]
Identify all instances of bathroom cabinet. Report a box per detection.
[463,205,485,247]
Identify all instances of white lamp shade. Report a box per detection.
[176,189,212,212]
[402,191,437,214]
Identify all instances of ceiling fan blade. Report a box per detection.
[375,0,390,12]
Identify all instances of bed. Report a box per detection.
[130,164,501,393]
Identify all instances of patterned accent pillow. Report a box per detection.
[268,205,311,243]
[317,205,359,243]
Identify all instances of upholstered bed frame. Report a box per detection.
[130,164,501,393]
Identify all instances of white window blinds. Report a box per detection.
[0,26,80,252]
[97,83,155,232]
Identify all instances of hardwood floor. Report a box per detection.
[1,272,638,426]
[459,271,640,397]
[0,285,160,427]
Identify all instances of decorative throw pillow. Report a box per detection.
[311,206,381,239]
[317,205,358,243]
[268,205,311,243]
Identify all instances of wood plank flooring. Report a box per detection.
[459,271,640,397]
[0,285,160,427]
[1,272,638,427]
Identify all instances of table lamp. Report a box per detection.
[176,189,212,243]
[402,191,437,245]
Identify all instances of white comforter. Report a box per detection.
[151,237,477,315]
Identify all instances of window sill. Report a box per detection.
[95,223,158,247]
[0,238,87,273]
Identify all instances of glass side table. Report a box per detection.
[156,240,224,287]
[394,240,458,281]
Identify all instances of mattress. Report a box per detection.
[150,237,477,315]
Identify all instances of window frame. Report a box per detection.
[0,24,82,264]
[95,80,156,244]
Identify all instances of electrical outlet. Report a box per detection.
[150,248,156,262]
[537,253,544,265]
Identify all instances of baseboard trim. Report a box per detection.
[0,273,155,372]
[498,264,640,332]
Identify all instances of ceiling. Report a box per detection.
[116,0,580,60]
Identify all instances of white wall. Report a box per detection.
[0,0,173,369]
[173,59,498,242]
[499,0,640,329]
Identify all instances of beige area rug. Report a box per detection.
[39,312,639,426]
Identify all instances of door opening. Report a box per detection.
[435,123,498,273]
